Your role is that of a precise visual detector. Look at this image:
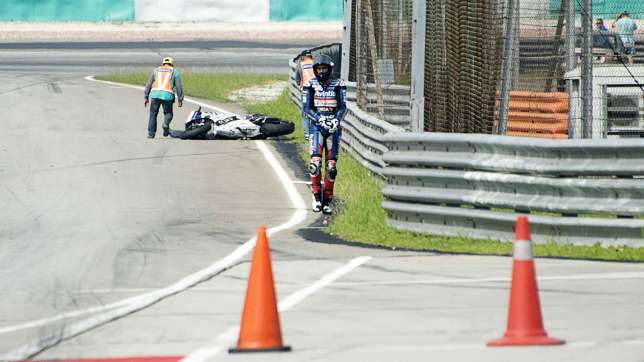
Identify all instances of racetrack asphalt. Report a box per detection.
[1,43,644,362]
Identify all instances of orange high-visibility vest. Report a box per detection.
[300,58,315,87]
[152,66,175,94]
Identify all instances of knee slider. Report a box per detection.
[327,160,337,181]
[309,157,322,177]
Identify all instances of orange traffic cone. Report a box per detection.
[229,226,291,353]
[487,216,564,347]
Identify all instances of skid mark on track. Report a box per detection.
[153,145,171,165]
[2,150,256,178]
[47,82,63,94]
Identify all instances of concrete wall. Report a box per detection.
[0,0,342,21]
[269,0,343,21]
[1,0,135,21]
[135,0,268,22]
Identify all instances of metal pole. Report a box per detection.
[341,0,353,81]
[510,0,520,90]
[565,0,576,138]
[356,0,364,108]
[410,0,426,132]
[496,0,516,135]
[545,0,566,92]
[581,0,593,138]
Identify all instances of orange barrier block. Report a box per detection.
[507,131,568,139]
[500,91,569,139]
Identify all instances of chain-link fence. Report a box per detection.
[351,0,413,127]
[508,0,644,138]
[345,0,644,138]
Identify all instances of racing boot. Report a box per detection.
[312,192,323,213]
[163,127,170,137]
[322,197,333,215]
[322,203,333,215]
[312,199,323,213]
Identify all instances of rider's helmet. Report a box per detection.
[162,57,174,66]
[313,54,334,83]
[302,50,313,59]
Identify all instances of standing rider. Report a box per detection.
[144,56,184,138]
[302,54,347,214]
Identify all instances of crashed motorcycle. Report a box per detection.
[170,107,294,140]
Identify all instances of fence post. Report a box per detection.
[410,0,426,132]
[355,0,364,108]
[362,0,386,117]
[581,0,593,138]
[510,0,520,90]
[341,0,353,82]
[565,0,576,138]
[495,0,517,135]
[545,0,566,92]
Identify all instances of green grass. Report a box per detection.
[96,71,286,103]
[98,71,644,262]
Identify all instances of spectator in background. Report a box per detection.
[594,18,608,47]
[295,51,315,140]
[613,11,638,64]
[595,18,608,32]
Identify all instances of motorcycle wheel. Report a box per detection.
[256,120,295,139]
[179,123,212,140]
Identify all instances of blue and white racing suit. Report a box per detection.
[302,77,347,204]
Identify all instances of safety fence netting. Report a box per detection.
[350,0,413,127]
[423,0,505,133]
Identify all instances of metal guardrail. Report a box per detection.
[289,58,403,174]
[382,132,644,246]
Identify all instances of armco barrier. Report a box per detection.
[289,57,403,174]
[382,132,644,246]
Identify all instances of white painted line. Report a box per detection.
[180,256,372,362]
[0,77,308,361]
[330,271,644,288]
[277,256,371,312]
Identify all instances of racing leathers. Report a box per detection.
[302,77,347,212]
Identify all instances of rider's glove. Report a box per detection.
[320,116,339,133]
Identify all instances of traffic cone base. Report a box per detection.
[229,346,292,353]
[487,335,564,347]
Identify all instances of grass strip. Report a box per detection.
[98,71,644,262]
[97,71,285,103]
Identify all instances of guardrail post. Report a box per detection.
[410,0,426,132]
[341,0,353,82]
